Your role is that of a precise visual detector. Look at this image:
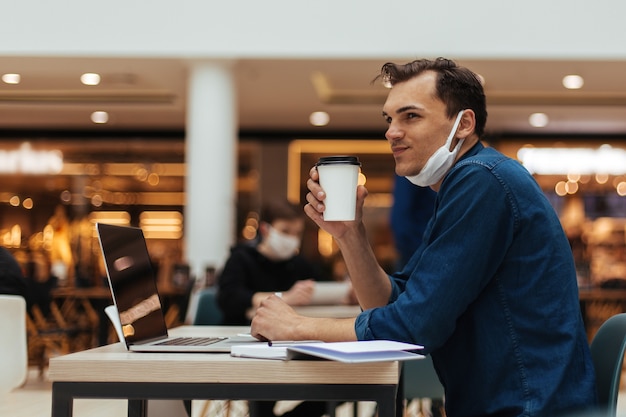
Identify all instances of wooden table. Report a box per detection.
[48,325,401,417]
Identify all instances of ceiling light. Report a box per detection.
[91,111,109,124]
[528,112,549,128]
[2,73,21,84]
[562,74,584,89]
[22,198,34,210]
[81,73,101,86]
[309,111,330,127]
[88,211,131,226]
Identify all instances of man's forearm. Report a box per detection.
[336,223,392,309]
[297,316,358,342]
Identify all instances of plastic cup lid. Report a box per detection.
[316,155,361,166]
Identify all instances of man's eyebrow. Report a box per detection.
[396,105,422,114]
[382,104,422,117]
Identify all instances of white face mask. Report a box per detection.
[405,110,465,187]
[263,226,301,261]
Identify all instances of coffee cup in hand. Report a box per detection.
[316,155,361,221]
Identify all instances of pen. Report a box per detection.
[268,340,322,347]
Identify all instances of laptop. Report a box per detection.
[96,222,260,352]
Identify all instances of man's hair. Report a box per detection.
[260,200,303,224]
[376,57,487,138]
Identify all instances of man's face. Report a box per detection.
[382,71,455,178]
[268,218,304,240]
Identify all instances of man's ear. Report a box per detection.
[457,109,476,138]
[258,222,270,237]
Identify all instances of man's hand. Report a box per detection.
[304,166,368,239]
[281,279,315,306]
[250,294,304,341]
[250,293,359,343]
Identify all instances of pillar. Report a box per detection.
[184,60,237,280]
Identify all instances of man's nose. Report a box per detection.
[385,124,402,142]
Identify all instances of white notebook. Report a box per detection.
[231,340,424,363]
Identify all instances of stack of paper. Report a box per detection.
[230,340,424,363]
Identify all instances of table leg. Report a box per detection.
[376,385,398,417]
[128,399,147,417]
[396,366,405,417]
[51,382,74,417]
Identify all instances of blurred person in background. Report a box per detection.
[217,200,328,417]
[217,200,327,326]
[0,246,27,297]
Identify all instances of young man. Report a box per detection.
[251,58,597,417]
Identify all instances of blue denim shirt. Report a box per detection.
[355,143,596,417]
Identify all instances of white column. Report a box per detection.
[184,60,237,280]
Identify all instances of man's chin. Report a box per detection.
[395,167,418,178]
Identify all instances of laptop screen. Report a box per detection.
[97,223,168,346]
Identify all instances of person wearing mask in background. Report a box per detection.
[251,58,596,417]
[0,246,27,297]
[217,200,328,417]
[217,200,326,326]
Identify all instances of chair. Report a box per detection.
[193,287,223,325]
[191,288,246,417]
[589,312,626,417]
[0,295,28,394]
[25,305,72,376]
[402,355,445,417]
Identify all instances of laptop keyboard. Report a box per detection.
[154,337,225,346]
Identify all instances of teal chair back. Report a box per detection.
[193,287,223,325]
[589,313,626,417]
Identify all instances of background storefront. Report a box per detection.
[2,135,626,294]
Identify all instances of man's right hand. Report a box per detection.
[304,166,368,239]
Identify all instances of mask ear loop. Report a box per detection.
[446,110,466,152]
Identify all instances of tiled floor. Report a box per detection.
[1,368,625,417]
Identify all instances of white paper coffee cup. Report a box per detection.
[316,156,361,221]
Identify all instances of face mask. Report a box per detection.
[405,110,465,187]
[263,226,301,261]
